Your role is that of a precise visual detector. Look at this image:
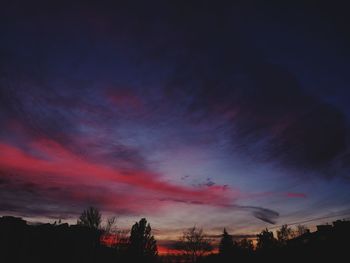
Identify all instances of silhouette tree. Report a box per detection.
[104,216,117,234]
[219,228,233,257]
[256,228,276,250]
[296,224,309,236]
[237,238,254,252]
[114,229,130,253]
[176,226,213,263]
[277,224,294,245]
[77,207,102,230]
[129,218,158,262]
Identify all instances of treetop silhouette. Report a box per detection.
[77,206,102,230]
[129,218,158,261]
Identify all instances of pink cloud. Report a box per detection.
[286,192,307,198]
[0,139,236,215]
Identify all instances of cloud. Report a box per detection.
[1,1,348,177]
[286,192,307,198]
[0,1,347,227]
[0,139,238,218]
[158,198,279,224]
[165,49,348,175]
[236,206,280,224]
[0,138,281,223]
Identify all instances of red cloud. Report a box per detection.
[157,245,182,255]
[0,139,235,215]
[286,192,307,198]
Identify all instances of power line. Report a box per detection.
[267,211,350,230]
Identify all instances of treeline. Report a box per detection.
[0,207,158,263]
[205,220,350,263]
[1,207,349,263]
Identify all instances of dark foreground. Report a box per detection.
[0,216,349,263]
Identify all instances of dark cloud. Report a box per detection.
[163,25,349,174]
[234,205,280,225]
[159,198,279,224]
[0,172,76,219]
[0,0,349,227]
[192,178,217,188]
[0,170,141,219]
[180,175,190,181]
[251,209,279,225]
[1,1,348,177]
[204,178,215,187]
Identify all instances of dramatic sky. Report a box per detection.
[1,1,350,248]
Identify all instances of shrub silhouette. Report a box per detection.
[176,226,213,263]
[128,218,158,262]
[219,228,233,257]
[276,224,294,245]
[77,207,102,230]
[256,228,277,250]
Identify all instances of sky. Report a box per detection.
[1,1,350,248]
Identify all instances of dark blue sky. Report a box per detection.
[0,1,350,243]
